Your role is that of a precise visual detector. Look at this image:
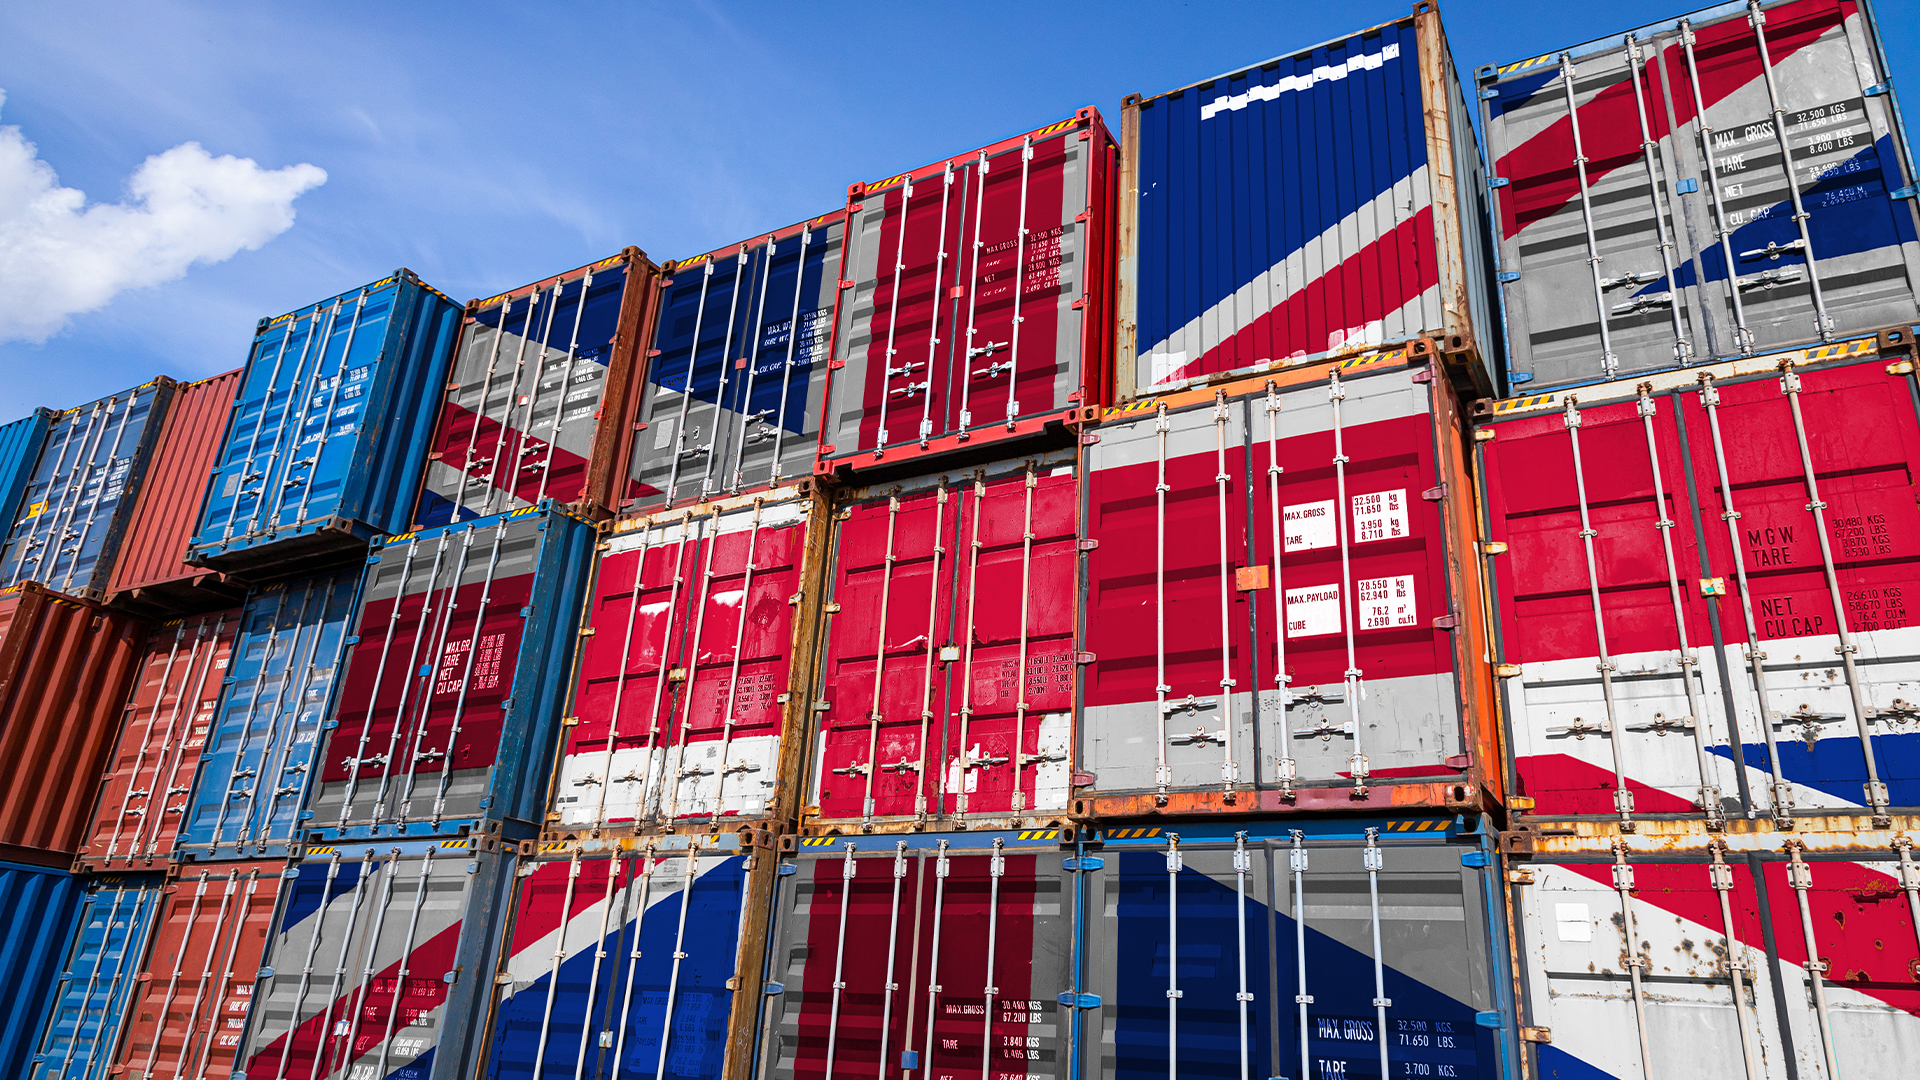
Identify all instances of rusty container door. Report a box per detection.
[111,860,286,1080]
[482,831,778,1080]
[1479,0,1920,392]
[79,611,240,874]
[1479,334,1920,826]
[104,370,247,616]
[632,215,846,515]
[0,379,177,600]
[753,828,1076,1080]
[234,837,514,1080]
[549,486,827,836]
[1507,819,1920,1080]
[816,110,1116,478]
[809,450,1081,832]
[1078,353,1500,816]
[308,505,595,844]
[0,582,149,860]
[418,248,667,528]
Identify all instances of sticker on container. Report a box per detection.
[944,754,981,794]
[1357,575,1417,630]
[1283,500,1336,552]
[1555,902,1592,942]
[1285,583,1342,638]
[1351,489,1407,544]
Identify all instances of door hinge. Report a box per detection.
[1057,992,1103,1009]
[1460,851,1490,868]
[1075,651,1097,664]
[1521,1027,1552,1044]
[1422,485,1447,501]
[1063,856,1105,872]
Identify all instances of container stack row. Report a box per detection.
[2,1,1917,1078]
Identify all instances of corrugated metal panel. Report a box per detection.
[482,832,776,1080]
[78,611,240,873]
[105,370,247,615]
[1477,335,1920,826]
[1086,818,1514,1080]
[27,873,165,1080]
[0,380,177,599]
[0,861,86,1080]
[817,111,1116,476]
[808,451,1080,832]
[1077,353,1502,816]
[632,214,846,513]
[1479,0,1920,392]
[1118,7,1496,399]
[548,486,827,835]
[235,837,515,1080]
[0,409,54,538]
[1505,819,1920,1080]
[187,270,462,573]
[0,582,149,857]
[110,860,285,1080]
[753,828,1076,1080]
[306,504,595,843]
[176,570,360,862]
[417,248,668,528]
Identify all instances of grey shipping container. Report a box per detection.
[1478,0,1920,391]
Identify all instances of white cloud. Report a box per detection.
[0,89,326,343]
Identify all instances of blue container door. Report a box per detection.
[0,862,86,1080]
[0,409,53,544]
[29,876,164,1080]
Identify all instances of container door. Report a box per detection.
[637,221,843,513]
[422,261,633,527]
[757,835,1075,1080]
[1084,826,1503,1080]
[484,849,749,1080]
[29,877,162,1080]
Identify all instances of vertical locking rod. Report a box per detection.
[1708,843,1765,1080]
[1364,829,1392,1080]
[1785,842,1842,1080]
[1625,37,1693,362]
[711,502,766,817]
[653,847,701,1080]
[981,838,1007,1080]
[1001,136,1035,430]
[1214,392,1239,794]
[768,227,816,485]
[1559,53,1621,379]
[1330,372,1370,793]
[912,486,949,818]
[1748,0,1834,341]
[1565,398,1636,829]
[877,841,910,1080]
[1290,830,1311,1080]
[1010,469,1038,811]
[661,512,723,823]
[1266,384,1297,796]
[954,481,986,817]
[1154,403,1173,799]
[664,259,722,505]
[1610,841,1656,1080]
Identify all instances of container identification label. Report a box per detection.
[1284,500,1337,551]
[1357,575,1417,630]
[1352,489,1408,544]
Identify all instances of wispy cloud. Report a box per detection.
[0,89,326,343]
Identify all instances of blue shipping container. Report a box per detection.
[484,834,757,1080]
[187,270,462,572]
[0,861,87,1080]
[27,874,164,1080]
[305,503,596,844]
[0,409,54,543]
[176,568,362,862]
[0,381,175,598]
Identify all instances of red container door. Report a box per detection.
[82,611,239,872]
[813,456,1079,826]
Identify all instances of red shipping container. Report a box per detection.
[808,450,1080,830]
[547,486,828,835]
[112,861,283,1080]
[0,581,148,862]
[815,109,1116,479]
[77,610,239,873]
[105,370,247,615]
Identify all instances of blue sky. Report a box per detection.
[1,0,1914,419]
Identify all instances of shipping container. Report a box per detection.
[79,611,240,874]
[1478,0,1920,393]
[548,486,828,836]
[0,582,148,860]
[815,110,1116,478]
[111,861,285,1080]
[234,836,514,1080]
[481,830,778,1080]
[751,828,1074,1080]
[1503,815,1920,1080]
[417,248,668,528]
[1475,330,1920,827]
[27,873,165,1080]
[1076,349,1502,818]
[306,504,595,844]
[1083,818,1516,1080]
[633,215,846,513]
[177,570,360,863]
[188,270,462,573]
[0,408,54,537]
[807,449,1081,832]
[0,379,176,599]
[0,861,86,1080]
[105,370,248,616]
[1116,3,1497,400]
